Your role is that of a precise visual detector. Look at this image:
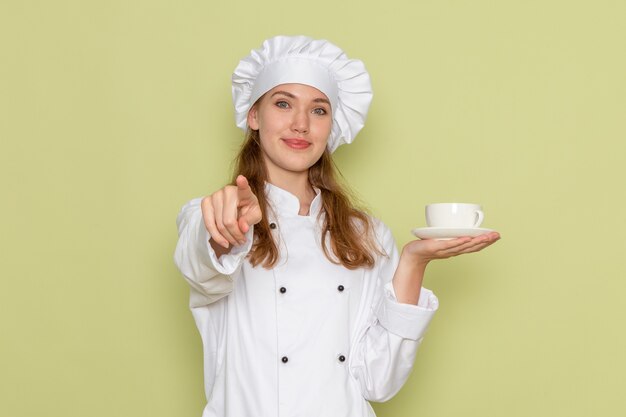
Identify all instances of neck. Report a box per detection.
[267,170,316,215]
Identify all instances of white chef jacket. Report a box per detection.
[174,182,439,417]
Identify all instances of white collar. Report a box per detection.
[264,182,323,218]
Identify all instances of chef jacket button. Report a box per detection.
[338,355,346,362]
[269,222,277,229]
[279,287,287,294]
[281,356,289,363]
[337,285,345,292]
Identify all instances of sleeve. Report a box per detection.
[173,197,254,307]
[348,223,439,403]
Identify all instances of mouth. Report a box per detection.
[282,138,311,149]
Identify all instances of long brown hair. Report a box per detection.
[232,129,384,269]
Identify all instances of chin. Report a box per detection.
[284,155,322,170]
[284,162,317,173]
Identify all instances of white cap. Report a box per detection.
[232,35,373,153]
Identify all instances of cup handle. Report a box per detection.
[473,210,484,228]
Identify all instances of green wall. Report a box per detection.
[2,0,625,416]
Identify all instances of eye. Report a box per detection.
[275,100,289,109]
[312,107,328,116]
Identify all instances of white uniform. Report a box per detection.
[174,183,439,417]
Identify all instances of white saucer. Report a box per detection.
[411,226,494,240]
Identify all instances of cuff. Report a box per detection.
[374,282,439,340]
[199,223,254,276]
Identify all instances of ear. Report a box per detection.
[247,105,259,130]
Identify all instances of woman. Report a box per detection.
[174,35,500,417]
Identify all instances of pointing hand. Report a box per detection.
[201,175,262,249]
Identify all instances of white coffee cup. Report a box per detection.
[425,203,484,228]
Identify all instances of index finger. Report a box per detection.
[236,175,254,202]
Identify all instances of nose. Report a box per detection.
[291,109,309,134]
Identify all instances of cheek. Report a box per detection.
[258,112,288,134]
[313,118,332,138]
[311,114,333,134]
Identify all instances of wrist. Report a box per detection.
[400,246,431,271]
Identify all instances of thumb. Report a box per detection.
[238,217,250,234]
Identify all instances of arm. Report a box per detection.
[173,197,254,307]
[349,226,501,401]
[173,175,262,307]
[349,225,438,402]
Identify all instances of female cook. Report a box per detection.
[174,35,500,417]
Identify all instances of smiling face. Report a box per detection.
[247,83,332,182]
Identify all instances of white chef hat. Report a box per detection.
[232,35,373,153]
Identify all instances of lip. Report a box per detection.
[282,138,311,149]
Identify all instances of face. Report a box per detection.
[247,83,332,181]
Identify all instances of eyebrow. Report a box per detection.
[271,91,331,106]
